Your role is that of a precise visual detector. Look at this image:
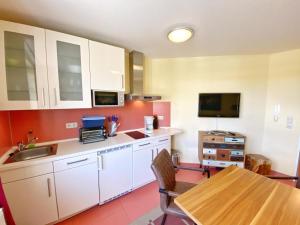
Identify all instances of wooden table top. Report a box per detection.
[175,166,300,225]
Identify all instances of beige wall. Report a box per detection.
[146,50,300,175]
[262,49,300,175]
[146,55,270,163]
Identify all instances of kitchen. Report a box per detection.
[0,19,178,225]
[1,1,300,225]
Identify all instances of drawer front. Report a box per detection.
[203,154,216,160]
[133,140,153,151]
[154,136,170,146]
[217,150,230,161]
[231,150,244,156]
[203,148,217,155]
[0,163,53,183]
[54,153,97,172]
[204,143,245,150]
[225,137,245,144]
[203,136,224,143]
[230,156,244,162]
[203,160,244,168]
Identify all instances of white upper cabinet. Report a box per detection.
[0,20,49,110]
[46,30,91,109]
[89,41,125,91]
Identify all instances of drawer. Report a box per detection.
[203,135,224,143]
[225,137,245,144]
[154,136,170,145]
[203,154,216,160]
[217,150,230,161]
[133,140,153,151]
[204,143,245,149]
[53,153,97,172]
[203,160,244,168]
[0,163,53,183]
[203,148,216,155]
[230,156,244,162]
[231,150,244,156]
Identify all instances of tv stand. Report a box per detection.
[198,130,246,168]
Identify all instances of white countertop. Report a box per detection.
[0,127,182,171]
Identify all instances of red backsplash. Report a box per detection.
[153,102,171,127]
[0,112,12,156]
[8,101,170,145]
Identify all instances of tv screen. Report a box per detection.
[198,93,240,118]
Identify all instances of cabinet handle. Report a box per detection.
[151,149,154,161]
[67,158,88,165]
[42,88,46,107]
[139,143,150,147]
[122,75,124,89]
[54,88,58,105]
[159,139,169,142]
[98,155,103,170]
[156,148,158,156]
[47,178,51,197]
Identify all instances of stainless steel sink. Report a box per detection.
[5,144,57,164]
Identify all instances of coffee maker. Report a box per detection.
[144,116,154,134]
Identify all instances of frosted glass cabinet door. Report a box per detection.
[46,30,91,109]
[0,20,49,110]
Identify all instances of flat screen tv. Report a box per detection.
[198,93,240,118]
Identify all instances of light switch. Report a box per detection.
[287,116,294,129]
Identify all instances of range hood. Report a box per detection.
[125,51,161,101]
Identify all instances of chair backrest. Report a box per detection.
[151,149,176,212]
[151,149,176,191]
[296,178,300,189]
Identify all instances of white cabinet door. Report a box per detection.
[133,146,155,189]
[98,146,133,204]
[0,20,49,110]
[89,41,125,91]
[55,162,99,219]
[3,173,58,225]
[155,142,171,156]
[46,30,91,109]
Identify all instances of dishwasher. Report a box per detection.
[98,144,133,204]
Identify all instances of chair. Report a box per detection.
[267,154,300,189]
[267,175,300,188]
[151,149,210,225]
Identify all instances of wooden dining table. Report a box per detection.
[175,166,300,225]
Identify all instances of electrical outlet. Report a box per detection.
[158,115,164,121]
[66,122,78,129]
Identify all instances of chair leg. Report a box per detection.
[161,214,167,225]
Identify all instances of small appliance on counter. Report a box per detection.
[79,116,107,144]
[107,115,120,137]
[144,116,154,134]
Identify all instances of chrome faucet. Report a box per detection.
[17,141,26,152]
[16,131,38,151]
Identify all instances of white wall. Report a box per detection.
[262,49,300,175]
[146,55,270,163]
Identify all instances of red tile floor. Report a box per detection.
[57,166,295,225]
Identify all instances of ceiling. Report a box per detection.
[0,0,300,58]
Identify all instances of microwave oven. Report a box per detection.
[92,90,125,107]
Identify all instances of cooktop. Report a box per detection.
[125,131,149,139]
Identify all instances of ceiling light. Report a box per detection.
[168,27,193,43]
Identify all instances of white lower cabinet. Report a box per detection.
[133,144,156,189]
[54,153,99,219]
[3,173,58,225]
[98,145,133,204]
